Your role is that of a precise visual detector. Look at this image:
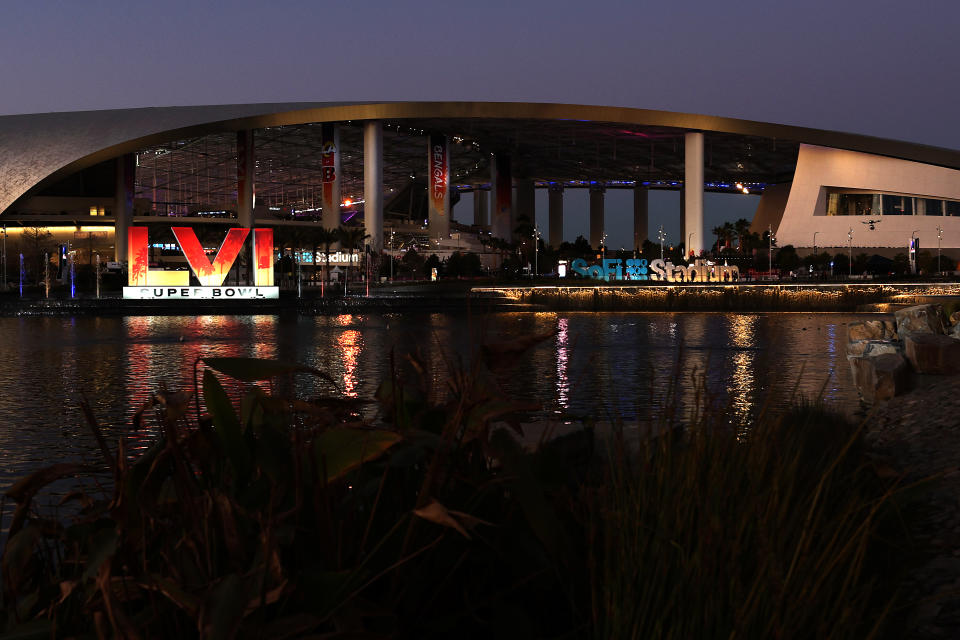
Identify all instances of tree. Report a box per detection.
[424,253,442,279]
[400,249,424,277]
[776,245,801,272]
[734,218,752,252]
[20,227,53,284]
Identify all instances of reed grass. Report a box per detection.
[0,342,916,638]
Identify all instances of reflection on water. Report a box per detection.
[0,311,863,513]
[556,318,570,410]
[727,315,758,432]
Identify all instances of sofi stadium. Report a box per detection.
[1,101,959,276]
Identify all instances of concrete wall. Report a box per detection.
[777,145,960,251]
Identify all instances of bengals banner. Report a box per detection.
[427,133,450,237]
[321,123,340,229]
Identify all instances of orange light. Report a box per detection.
[343,199,352,207]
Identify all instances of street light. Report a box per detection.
[532,223,540,278]
[937,225,943,275]
[848,227,854,277]
[911,229,920,274]
[768,224,776,276]
[658,225,666,261]
[389,230,395,282]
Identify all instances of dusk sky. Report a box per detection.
[2,0,957,247]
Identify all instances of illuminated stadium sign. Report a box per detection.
[570,258,740,282]
[122,227,278,299]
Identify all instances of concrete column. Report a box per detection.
[915,197,926,216]
[490,154,512,240]
[321,123,341,230]
[427,133,450,240]
[364,121,383,251]
[473,189,488,227]
[589,185,605,249]
[684,132,704,256]
[237,130,255,228]
[548,184,564,248]
[515,178,536,234]
[633,185,648,250]
[113,153,135,263]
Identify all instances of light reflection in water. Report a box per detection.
[726,315,758,431]
[556,317,570,409]
[337,330,362,397]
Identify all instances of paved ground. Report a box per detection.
[867,375,960,638]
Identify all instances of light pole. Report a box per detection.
[1,224,5,290]
[658,225,666,261]
[911,229,920,275]
[768,224,775,276]
[848,228,854,278]
[937,225,943,275]
[389,230,395,282]
[532,223,540,279]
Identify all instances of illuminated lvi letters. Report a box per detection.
[127,227,274,286]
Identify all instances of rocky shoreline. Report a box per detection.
[847,303,960,637]
[867,377,960,638]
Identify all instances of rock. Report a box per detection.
[849,352,910,404]
[950,311,960,327]
[848,320,892,342]
[895,304,946,337]
[846,340,901,358]
[904,334,960,375]
[951,323,960,340]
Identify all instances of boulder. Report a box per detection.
[894,304,945,337]
[848,353,910,404]
[951,323,960,340]
[950,310,960,326]
[845,340,901,358]
[903,333,960,375]
[848,320,895,342]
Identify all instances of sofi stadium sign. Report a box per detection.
[122,227,278,299]
[569,258,740,282]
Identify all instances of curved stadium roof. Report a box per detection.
[3,101,960,216]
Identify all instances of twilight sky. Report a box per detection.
[2,0,957,247]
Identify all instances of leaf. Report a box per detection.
[138,575,200,618]
[414,499,493,540]
[203,369,252,481]
[1,523,41,590]
[313,428,401,483]
[0,619,54,640]
[202,357,339,390]
[5,463,96,503]
[81,528,118,582]
[202,573,246,640]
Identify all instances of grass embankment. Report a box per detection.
[0,345,917,638]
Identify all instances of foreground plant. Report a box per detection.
[0,347,919,639]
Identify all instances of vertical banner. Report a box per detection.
[253,228,274,286]
[493,153,512,239]
[427,133,450,239]
[321,123,341,230]
[237,130,255,227]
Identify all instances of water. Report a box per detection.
[0,311,859,516]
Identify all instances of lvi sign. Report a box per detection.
[122,226,278,299]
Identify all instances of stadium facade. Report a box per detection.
[1,101,958,267]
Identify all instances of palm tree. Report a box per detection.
[713,225,725,255]
[734,218,752,252]
[313,227,338,297]
[336,226,369,294]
